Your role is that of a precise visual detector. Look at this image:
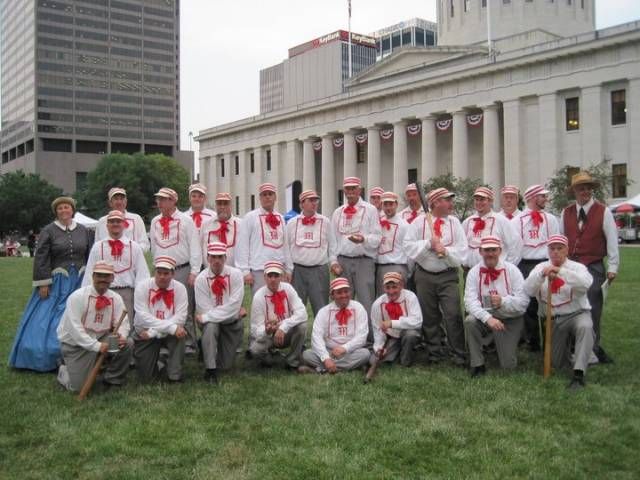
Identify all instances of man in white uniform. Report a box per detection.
[201,192,241,268]
[375,191,410,296]
[184,183,216,235]
[95,187,149,251]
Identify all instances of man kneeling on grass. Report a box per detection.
[249,261,307,369]
[464,236,529,378]
[299,278,370,374]
[524,235,595,390]
[370,272,422,367]
[57,261,131,392]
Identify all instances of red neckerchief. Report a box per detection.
[336,307,352,326]
[191,211,203,228]
[506,213,513,220]
[530,210,544,228]
[472,217,486,235]
[301,215,316,226]
[151,288,174,309]
[265,212,281,230]
[212,220,229,244]
[95,295,111,311]
[550,277,565,294]
[385,301,403,320]
[480,267,501,285]
[380,218,391,230]
[407,210,418,224]
[159,216,172,239]
[122,217,130,228]
[270,290,287,318]
[211,274,226,306]
[108,239,124,259]
[344,204,357,219]
[434,218,444,238]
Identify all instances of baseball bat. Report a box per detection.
[543,279,553,379]
[78,309,128,400]
[363,337,392,384]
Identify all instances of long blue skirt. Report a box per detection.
[8,266,83,372]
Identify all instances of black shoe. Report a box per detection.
[568,376,586,390]
[245,349,253,360]
[595,347,614,364]
[204,369,218,385]
[470,365,486,378]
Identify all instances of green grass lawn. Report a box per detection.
[1,250,639,479]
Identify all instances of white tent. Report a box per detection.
[74,211,99,229]
[609,193,640,210]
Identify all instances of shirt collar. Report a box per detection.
[54,220,77,231]
[576,198,594,213]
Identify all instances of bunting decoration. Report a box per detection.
[333,137,344,149]
[436,119,452,131]
[407,124,422,136]
[312,141,322,151]
[467,113,483,127]
[355,132,368,144]
[380,128,394,141]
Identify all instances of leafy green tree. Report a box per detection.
[423,173,488,220]
[76,153,190,223]
[0,171,64,235]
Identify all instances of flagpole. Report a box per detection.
[348,0,353,77]
[487,0,493,61]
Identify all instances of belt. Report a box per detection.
[376,263,403,267]
[174,262,190,269]
[338,254,368,259]
[112,286,133,290]
[293,263,327,268]
[520,258,545,265]
[417,265,457,275]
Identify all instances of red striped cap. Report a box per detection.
[264,261,285,275]
[299,190,320,202]
[93,260,115,275]
[207,242,227,256]
[405,183,418,193]
[474,186,494,200]
[343,177,361,187]
[106,210,124,221]
[547,234,568,246]
[259,183,277,194]
[188,183,207,195]
[381,191,398,203]
[107,187,127,200]
[382,271,404,285]
[369,187,384,197]
[480,235,502,249]
[215,192,232,202]
[501,185,519,195]
[427,187,455,204]
[330,277,351,292]
[154,187,178,201]
[523,184,549,202]
[154,255,177,270]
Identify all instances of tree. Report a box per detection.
[0,171,64,235]
[76,153,191,223]
[423,173,488,219]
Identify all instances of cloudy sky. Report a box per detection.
[180,0,640,152]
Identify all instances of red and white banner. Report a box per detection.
[467,113,483,127]
[436,119,452,131]
[333,137,344,149]
[355,132,368,144]
[312,141,322,151]
[407,124,422,136]
[380,129,394,141]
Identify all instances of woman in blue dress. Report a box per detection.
[9,197,94,372]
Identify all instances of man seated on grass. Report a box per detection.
[56,261,131,392]
[370,272,422,367]
[524,235,595,390]
[299,278,370,374]
[249,261,307,369]
[194,242,246,385]
[464,236,529,378]
[133,255,188,383]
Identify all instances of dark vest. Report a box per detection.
[563,201,607,266]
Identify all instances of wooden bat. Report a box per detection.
[363,337,392,384]
[543,279,553,379]
[416,183,444,258]
[78,309,128,400]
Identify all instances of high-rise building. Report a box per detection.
[371,18,437,59]
[0,0,192,193]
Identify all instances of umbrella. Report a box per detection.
[614,203,636,214]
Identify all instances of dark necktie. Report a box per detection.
[578,207,587,225]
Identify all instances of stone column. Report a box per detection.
[538,93,559,184]
[236,150,247,214]
[302,138,316,191]
[628,78,640,197]
[269,143,282,211]
[393,120,408,194]
[482,104,501,192]
[452,110,469,178]
[343,131,357,179]
[581,85,603,168]
[421,116,437,184]
[321,135,336,214]
[367,126,381,190]
[502,99,522,187]
[222,153,232,196]
[254,146,264,186]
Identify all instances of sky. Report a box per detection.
[179,0,640,153]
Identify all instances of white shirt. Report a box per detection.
[96,210,149,252]
[235,208,291,275]
[377,213,410,265]
[464,261,529,323]
[82,237,150,288]
[57,286,129,352]
[559,198,620,274]
[184,207,217,235]
[514,208,560,260]
[330,198,382,262]
[133,278,188,338]
[524,259,593,317]
[461,210,522,268]
[194,265,244,324]
[498,209,522,221]
[150,209,202,275]
[200,215,242,268]
[399,205,424,224]
[371,289,422,352]
[403,214,467,272]
[286,212,334,266]
[250,282,307,339]
[311,299,369,362]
